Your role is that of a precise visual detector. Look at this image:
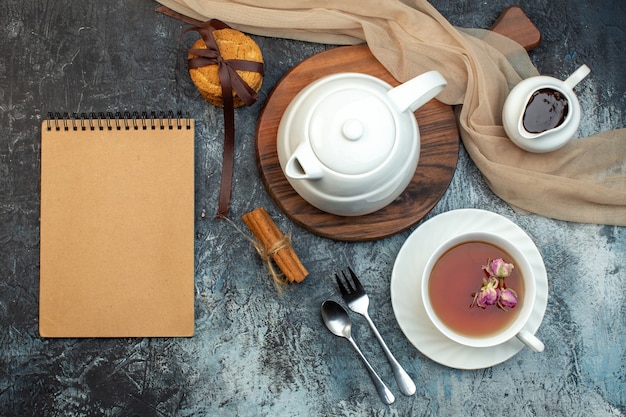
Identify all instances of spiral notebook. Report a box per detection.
[40,112,195,338]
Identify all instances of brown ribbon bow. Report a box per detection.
[185,19,264,218]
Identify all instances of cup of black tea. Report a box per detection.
[502,64,590,153]
[421,231,544,352]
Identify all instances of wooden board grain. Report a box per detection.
[255,45,459,241]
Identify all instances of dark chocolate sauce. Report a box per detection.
[522,88,569,134]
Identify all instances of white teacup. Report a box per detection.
[421,231,545,352]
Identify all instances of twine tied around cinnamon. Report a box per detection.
[219,215,291,292]
[251,233,294,292]
[222,208,309,293]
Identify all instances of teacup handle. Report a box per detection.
[516,328,545,352]
[563,64,591,90]
[387,71,447,113]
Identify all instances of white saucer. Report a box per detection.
[390,209,548,369]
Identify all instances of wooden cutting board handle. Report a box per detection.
[491,6,541,51]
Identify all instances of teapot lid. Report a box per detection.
[308,78,397,175]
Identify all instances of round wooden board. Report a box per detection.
[255,45,459,241]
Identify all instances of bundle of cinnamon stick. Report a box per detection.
[242,208,308,285]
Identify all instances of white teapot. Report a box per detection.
[277,71,447,216]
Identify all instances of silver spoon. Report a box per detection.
[321,300,395,405]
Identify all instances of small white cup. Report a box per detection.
[502,64,590,153]
[422,231,545,352]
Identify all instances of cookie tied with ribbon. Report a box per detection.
[185,19,264,218]
[188,22,264,107]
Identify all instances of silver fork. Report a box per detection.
[336,267,416,396]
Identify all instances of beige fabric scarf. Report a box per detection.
[157,0,626,226]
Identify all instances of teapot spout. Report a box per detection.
[388,71,447,113]
[285,143,324,180]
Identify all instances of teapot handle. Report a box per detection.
[285,143,324,180]
[387,71,447,113]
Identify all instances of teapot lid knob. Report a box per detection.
[342,119,364,141]
[309,92,395,175]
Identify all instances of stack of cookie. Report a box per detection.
[188,27,264,107]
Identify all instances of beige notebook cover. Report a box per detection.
[40,116,195,337]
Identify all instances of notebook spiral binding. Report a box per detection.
[45,111,193,131]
